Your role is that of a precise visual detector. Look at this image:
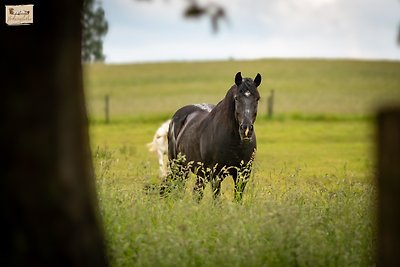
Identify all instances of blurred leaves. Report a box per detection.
[184,2,207,18]
[82,0,109,62]
[184,1,227,32]
[138,0,227,33]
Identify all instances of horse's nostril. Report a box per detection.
[240,124,253,132]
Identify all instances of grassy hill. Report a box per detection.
[84,59,400,120]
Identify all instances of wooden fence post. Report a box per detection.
[105,94,110,124]
[267,89,275,119]
[377,107,400,267]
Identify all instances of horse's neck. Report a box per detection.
[210,91,239,136]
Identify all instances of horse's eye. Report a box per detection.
[234,95,238,101]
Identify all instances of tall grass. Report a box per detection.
[95,145,376,267]
[89,115,376,267]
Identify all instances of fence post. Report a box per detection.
[105,94,110,124]
[267,89,275,119]
[377,107,400,267]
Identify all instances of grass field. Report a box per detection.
[85,59,400,266]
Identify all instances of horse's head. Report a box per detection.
[233,72,261,142]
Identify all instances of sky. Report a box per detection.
[102,0,400,63]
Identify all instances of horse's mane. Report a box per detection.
[206,84,237,127]
[212,78,259,112]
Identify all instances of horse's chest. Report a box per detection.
[202,136,255,167]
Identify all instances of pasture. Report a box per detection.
[85,59,400,266]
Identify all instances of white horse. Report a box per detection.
[147,119,171,177]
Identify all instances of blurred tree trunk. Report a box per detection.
[0,1,108,266]
[377,107,400,267]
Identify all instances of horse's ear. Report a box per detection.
[235,72,242,86]
[254,73,262,87]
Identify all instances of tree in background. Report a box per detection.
[82,0,109,62]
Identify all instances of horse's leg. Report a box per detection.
[172,161,190,193]
[211,174,224,200]
[159,169,173,196]
[233,166,251,202]
[160,159,189,197]
[193,174,206,202]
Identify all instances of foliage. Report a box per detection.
[183,0,227,32]
[138,0,227,32]
[82,0,108,62]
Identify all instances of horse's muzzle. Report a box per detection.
[240,124,254,141]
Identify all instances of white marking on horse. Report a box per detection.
[194,103,213,112]
[244,91,251,97]
[176,112,199,145]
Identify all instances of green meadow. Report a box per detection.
[85,59,400,266]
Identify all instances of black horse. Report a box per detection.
[163,72,261,201]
